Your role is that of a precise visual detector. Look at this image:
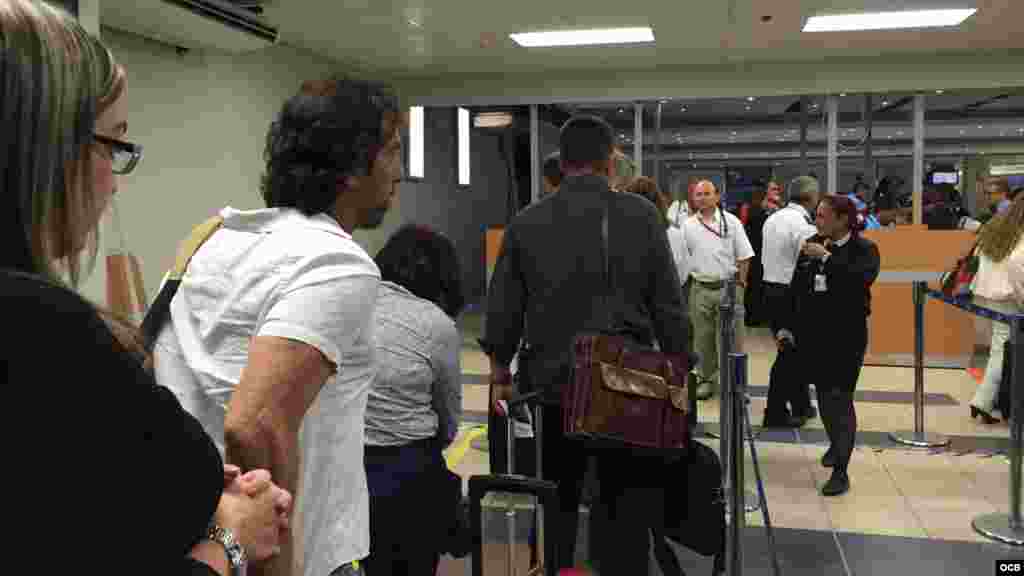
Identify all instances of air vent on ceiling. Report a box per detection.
[102,0,278,53]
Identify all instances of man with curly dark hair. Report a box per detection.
[153,77,405,576]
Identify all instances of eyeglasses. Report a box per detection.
[93,133,143,175]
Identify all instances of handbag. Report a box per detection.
[940,239,980,298]
[562,191,691,451]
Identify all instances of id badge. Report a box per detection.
[814,274,827,293]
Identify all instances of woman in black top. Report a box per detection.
[794,195,880,497]
[1,2,289,573]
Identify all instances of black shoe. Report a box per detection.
[822,470,850,496]
[821,449,836,468]
[970,405,999,424]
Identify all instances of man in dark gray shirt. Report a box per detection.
[484,114,688,570]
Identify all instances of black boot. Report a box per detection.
[821,448,836,468]
[822,469,850,496]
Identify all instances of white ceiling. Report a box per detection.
[262,0,1024,77]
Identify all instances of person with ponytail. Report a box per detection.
[792,194,880,496]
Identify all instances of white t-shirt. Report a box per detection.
[153,206,380,575]
[666,226,691,284]
[682,208,755,282]
[762,203,818,285]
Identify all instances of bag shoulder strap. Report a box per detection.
[601,191,614,330]
[141,215,223,351]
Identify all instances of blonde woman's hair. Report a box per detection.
[1,0,125,288]
[978,194,1024,263]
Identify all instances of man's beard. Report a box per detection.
[360,205,390,229]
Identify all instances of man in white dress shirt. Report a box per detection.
[761,176,821,427]
[683,180,755,399]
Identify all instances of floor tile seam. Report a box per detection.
[793,426,855,576]
[878,452,933,540]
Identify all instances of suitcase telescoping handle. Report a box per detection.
[504,391,544,476]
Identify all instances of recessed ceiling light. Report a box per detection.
[510,27,655,47]
[840,92,847,97]
[745,105,752,111]
[618,108,624,113]
[935,89,945,94]
[747,97,756,102]
[802,9,976,33]
[680,106,688,112]
[977,125,984,129]
[881,100,890,106]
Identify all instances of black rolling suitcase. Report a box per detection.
[469,391,560,576]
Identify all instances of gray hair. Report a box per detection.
[0,0,123,287]
[787,175,820,205]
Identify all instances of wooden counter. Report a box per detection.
[863,226,976,367]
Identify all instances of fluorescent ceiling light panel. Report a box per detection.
[458,108,471,186]
[803,9,975,32]
[510,27,654,47]
[409,107,424,179]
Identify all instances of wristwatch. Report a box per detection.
[207,524,247,576]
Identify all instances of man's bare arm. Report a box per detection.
[224,335,334,576]
[737,258,751,287]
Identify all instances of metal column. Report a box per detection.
[888,282,949,448]
[530,104,540,204]
[912,94,925,226]
[973,317,1024,545]
[800,96,809,175]
[827,95,839,195]
[634,103,644,177]
[654,101,663,186]
[864,94,874,186]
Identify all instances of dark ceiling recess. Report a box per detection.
[761,15,773,23]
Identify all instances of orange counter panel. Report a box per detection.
[862,228,976,365]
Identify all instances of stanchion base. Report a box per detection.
[972,513,1024,546]
[888,430,950,448]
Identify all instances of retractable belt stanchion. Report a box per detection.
[726,351,746,576]
[888,281,950,448]
[713,281,760,515]
[973,316,1024,546]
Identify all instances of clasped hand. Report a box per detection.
[217,465,293,562]
[802,242,829,260]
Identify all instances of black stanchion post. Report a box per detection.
[727,352,746,576]
[973,317,1024,545]
[889,281,949,448]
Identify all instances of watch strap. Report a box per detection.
[208,524,247,576]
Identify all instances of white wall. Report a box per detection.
[79,29,343,306]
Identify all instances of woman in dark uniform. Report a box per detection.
[794,195,881,496]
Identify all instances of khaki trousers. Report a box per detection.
[690,281,745,392]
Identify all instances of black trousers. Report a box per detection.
[763,282,813,418]
[814,330,868,473]
[363,441,444,575]
[535,403,658,570]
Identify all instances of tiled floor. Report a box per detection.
[440,314,1023,575]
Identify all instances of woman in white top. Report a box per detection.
[625,177,692,288]
[969,195,1024,423]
